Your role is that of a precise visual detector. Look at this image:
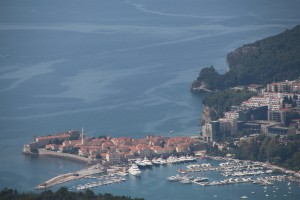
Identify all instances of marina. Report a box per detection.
[73,174,126,191]
[36,155,300,198]
[167,157,298,188]
[21,152,298,200]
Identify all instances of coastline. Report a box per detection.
[207,155,300,180]
[191,83,212,93]
[36,154,300,190]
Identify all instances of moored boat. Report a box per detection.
[128,164,141,176]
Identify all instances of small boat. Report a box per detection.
[157,157,167,165]
[241,196,248,199]
[167,174,183,182]
[177,168,186,174]
[136,159,147,167]
[167,156,179,163]
[193,177,209,183]
[151,158,161,165]
[180,178,192,184]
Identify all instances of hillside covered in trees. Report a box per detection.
[206,134,300,171]
[234,134,300,171]
[0,187,144,200]
[192,25,300,91]
[202,89,257,120]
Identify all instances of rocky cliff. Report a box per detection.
[192,25,300,92]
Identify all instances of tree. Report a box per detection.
[30,148,39,154]
[192,25,300,91]
[96,154,102,160]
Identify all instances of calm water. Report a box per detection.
[60,159,300,200]
[1,0,300,199]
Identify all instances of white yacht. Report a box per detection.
[155,157,166,164]
[186,155,197,161]
[178,156,187,162]
[142,157,153,166]
[167,174,183,181]
[128,164,141,176]
[135,158,147,167]
[167,156,179,163]
[151,158,161,165]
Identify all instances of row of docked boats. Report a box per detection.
[128,155,197,176]
[135,155,197,168]
[167,174,287,187]
[221,170,269,177]
[166,155,197,163]
[73,174,126,191]
[167,174,208,184]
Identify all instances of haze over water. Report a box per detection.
[1,0,300,199]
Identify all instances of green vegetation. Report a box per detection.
[70,132,80,140]
[202,89,256,120]
[232,134,300,171]
[63,147,79,155]
[0,187,144,200]
[285,111,300,126]
[96,153,102,159]
[192,65,223,90]
[192,25,300,91]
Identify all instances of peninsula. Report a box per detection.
[191,25,300,173]
[191,25,300,92]
[23,130,204,164]
[24,131,206,189]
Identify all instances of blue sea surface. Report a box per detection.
[1,0,300,199]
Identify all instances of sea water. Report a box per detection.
[0,0,300,199]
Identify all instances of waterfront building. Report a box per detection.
[237,105,268,121]
[136,144,151,157]
[35,133,71,147]
[78,148,89,157]
[175,144,190,153]
[45,144,59,151]
[106,151,121,164]
[242,122,261,134]
[202,123,213,142]
[151,146,167,155]
[101,141,114,150]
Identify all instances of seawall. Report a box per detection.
[38,149,90,163]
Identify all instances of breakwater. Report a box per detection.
[36,164,105,189]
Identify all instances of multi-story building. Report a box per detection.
[201,121,220,142]
[106,151,121,163]
[268,110,287,122]
[267,80,300,93]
